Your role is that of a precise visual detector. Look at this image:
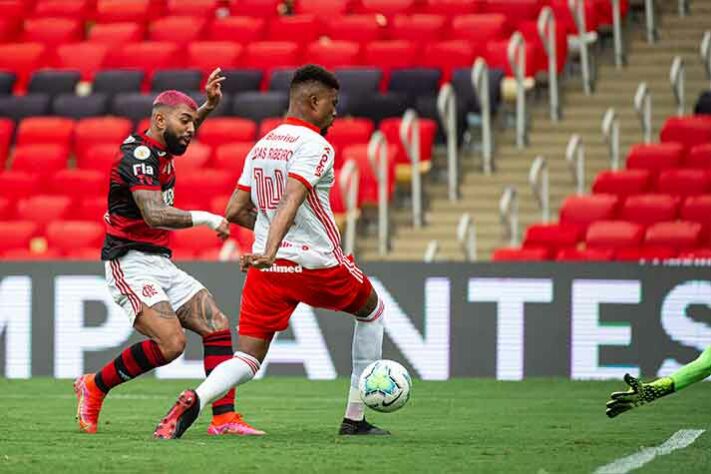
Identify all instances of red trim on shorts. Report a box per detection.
[288,172,313,190]
[237,184,251,192]
[283,117,321,133]
[110,260,141,315]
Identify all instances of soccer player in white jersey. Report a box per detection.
[154,65,388,439]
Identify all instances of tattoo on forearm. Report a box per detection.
[133,190,192,229]
[195,104,213,130]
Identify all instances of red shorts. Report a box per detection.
[238,259,373,340]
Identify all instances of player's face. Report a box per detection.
[162,105,198,156]
[314,88,338,136]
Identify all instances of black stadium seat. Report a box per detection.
[111,93,157,123]
[388,68,441,108]
[232,91,289,123]
[151,69,203,92]
[93,70,144,96]
[28,70,81,96]
[187,91,232,116]
[0,94,51,121]
[220,69,263,94]
[0,72,15,95]
[53,93,109,119]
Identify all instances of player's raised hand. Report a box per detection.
[205,68,226,108]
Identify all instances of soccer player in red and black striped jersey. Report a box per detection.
[74,68,263,436]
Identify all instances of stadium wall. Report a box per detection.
[0,262,710,381]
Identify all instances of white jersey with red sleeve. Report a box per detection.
[237,117,355,272]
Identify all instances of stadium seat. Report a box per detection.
[213,142,253,181]
[198,118,257,148]
[0,43,47,92]
[87,22,145,45]
[11,145,69,179]
[619,194,680,226]
[326,118,376,160]
[243,41,301,72]
[0,18,21,43]
[230,0,282,17]
[594,0,629,26]
[645,221,702,252]
[305,41,361,69]
[492,247,549,261]
[173,169,235,208]
[268,68,296,93]
[31,0,93,19]
[0,118,14,166]
[364,41,418,73]
[555,247,614,261]
[685,143,711,169]
[27,70,80,97]
[267,15,322,43]
[0,221,40,253]
[207,16,265,42]
[559,194,619,234]
[517,18,568,75]
[422,41,476,83]
[218,69,263,95]
[2,248,63,260]
[111,93,156,123]
[592,169,652,198]
[420,0,483,15]
[626,142,685,174]
[187,42,244,78]
[680,195,711,244]
[96,0,151,24]
[93,70,144,96]
[660,116,711,149]
[108,42,180,84]
[324,15,383,44]
[358,0,416,16]
[76,196,107,222]
[550,0,599,34]
[335,69,382,99]
[53,94,109,119]
[75,117,133,161]
[349,93,409,126]
[678,248,711,259]
[0,94,51,122]
[232,92,289,123]
[342,143,397,206]
[76,143,118,172]
[0,171,41,201]
[0,197,11,220]
[164,0,219,16]
[22,17,83,45]
[17,195,72,230]
[296,0,349,16]
[522,223,582,253]
[172,226,224,254]
[174,142,212,172]
[151,70,203,92]
[148,16,207,46]
[187,91,231,117]
[134,118,151,134]
[450,14,510,47]
[46,220,104,255]
[16,117,75,148]
[258,117,283,137]
[0,72,15,95]
[486,39,538,78]
[379,117,437,179]
[388,68,441,107]
[49,169,106,199]
[451,67,504,114]
[483,0,542,20]
[656,169,710,196]
[586,220,645,253]
[389,14,447,42]
[615,246,677,261]
[54,43,108,82]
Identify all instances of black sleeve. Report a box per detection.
[116,145,161,191]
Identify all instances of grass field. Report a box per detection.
[1,378,710,473]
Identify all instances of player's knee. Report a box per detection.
[159,333,187,362]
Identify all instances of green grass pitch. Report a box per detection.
[1,378,710,473]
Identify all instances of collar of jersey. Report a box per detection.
[283,117,321,133]
[138,130,167,151]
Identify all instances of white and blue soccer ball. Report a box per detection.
[358,360,412,413]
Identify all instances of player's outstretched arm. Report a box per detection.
[195,68,225,130]
[133,189,229,239]
[605,373,674,418]
[225,188,257,230]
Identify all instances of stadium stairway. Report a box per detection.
[357,1,711,261]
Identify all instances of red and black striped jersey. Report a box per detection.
[101,132,176,260]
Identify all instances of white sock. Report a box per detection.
[344,298,384,421]
[195,351,260,411]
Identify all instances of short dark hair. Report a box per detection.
[290,64,339,92]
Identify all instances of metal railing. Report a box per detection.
[339,159,360,256]
[423,240,439,263]
[538,7,561,121]
[670,56,685,116]
[437,83,459,201]
[602,108,621,170]
[611,0,626,68]
[508,32,528,148]
[472,58,493,174]
[634,82,652,144]
[499,186,519,246]
[368,131,390,256]
[701,31,711,87]
[529,156,550,222]
[679,0,690,17]
[457,213,477,261]
[569,0,594,94]
[400,109,423,228]
[566,134,585,195]
[644,0,658,44]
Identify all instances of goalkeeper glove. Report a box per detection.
[605,373,674,418]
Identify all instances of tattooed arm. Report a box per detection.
[225,188,257,230]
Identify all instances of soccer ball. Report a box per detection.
[358,360,412,413]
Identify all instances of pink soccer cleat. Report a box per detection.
[208,412,266,436]
[73,374,105,434]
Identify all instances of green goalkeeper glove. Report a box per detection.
[605,373,675,418]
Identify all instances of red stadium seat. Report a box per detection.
[55,42,109,81]
[0,171,41,201]
[0,221,39,253]
[517,18,568,74]
[295,0,350,17]
[108,42,180,81]
[0,197,12,220]
[230,0,282,17]
[678,248,711,259]
[419,0,482,16]
[243,41,301,71]
[76,144,118,173]
[171,248,197,260]
[267,15,322,43]
[685,144,711,169]
[16,117,75,148]
[174,142,212,172]
[656,169,710,196]
[522,223,582,252]
[258,117,283,137]
[626,142,685,174]
[358,0,416,16]
[555,247,614,261]
[49,170,106,199]
[619,194,680,226]
[32,0,94,19]
[660,116,711,149]
[484,0,543,20]
[208,16,265,42]
[594,0,629,26]
[198,118,257,148]
[324,15,383,44]
[342,143,397,206]
[96,0,151,24]
[450,14,510,46]
[586,221,644,253]
[76,196,107,222]
[550,0,599,34]
[174,169,235,208]
[423,41,476,82]
[306,41,361,69]
[75,117,133,161]
[645,221,702,252]
[17,195,72,230]
[64,247,102,260]
[210,195,231,215]
[172,226,223,254]
[326,118,375,160]
[165,0,219,17]
[46,220,104,254]
[559,194,619,234]
[0,43,47,92]
[592,169,652,198]
[187,42,243,76]
[0,119,14,167]
[680,195,711,244]
[213,142,254,181]
[148,16,207,48]
[486,39,538,77]
[87,23,145,45]
[379,117,437,171]
[363,41,418,86]
[11,145,69,179]
[21,18,83,45]
[615,246,677,261]
[2,248,62,260]
[0,18,22,43]
[491,247,549,261]
[135,118,151,135]
[389,14,447,42]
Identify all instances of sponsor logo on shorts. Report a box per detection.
[142,284,158,298]
[261,264,303,274]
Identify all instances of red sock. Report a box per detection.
[94,340,167,394]
[203,329,236,416]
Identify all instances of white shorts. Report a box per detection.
[105,250,205,325]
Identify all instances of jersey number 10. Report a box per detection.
[253,168,285,211]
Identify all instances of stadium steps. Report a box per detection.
[358,2,711,262]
